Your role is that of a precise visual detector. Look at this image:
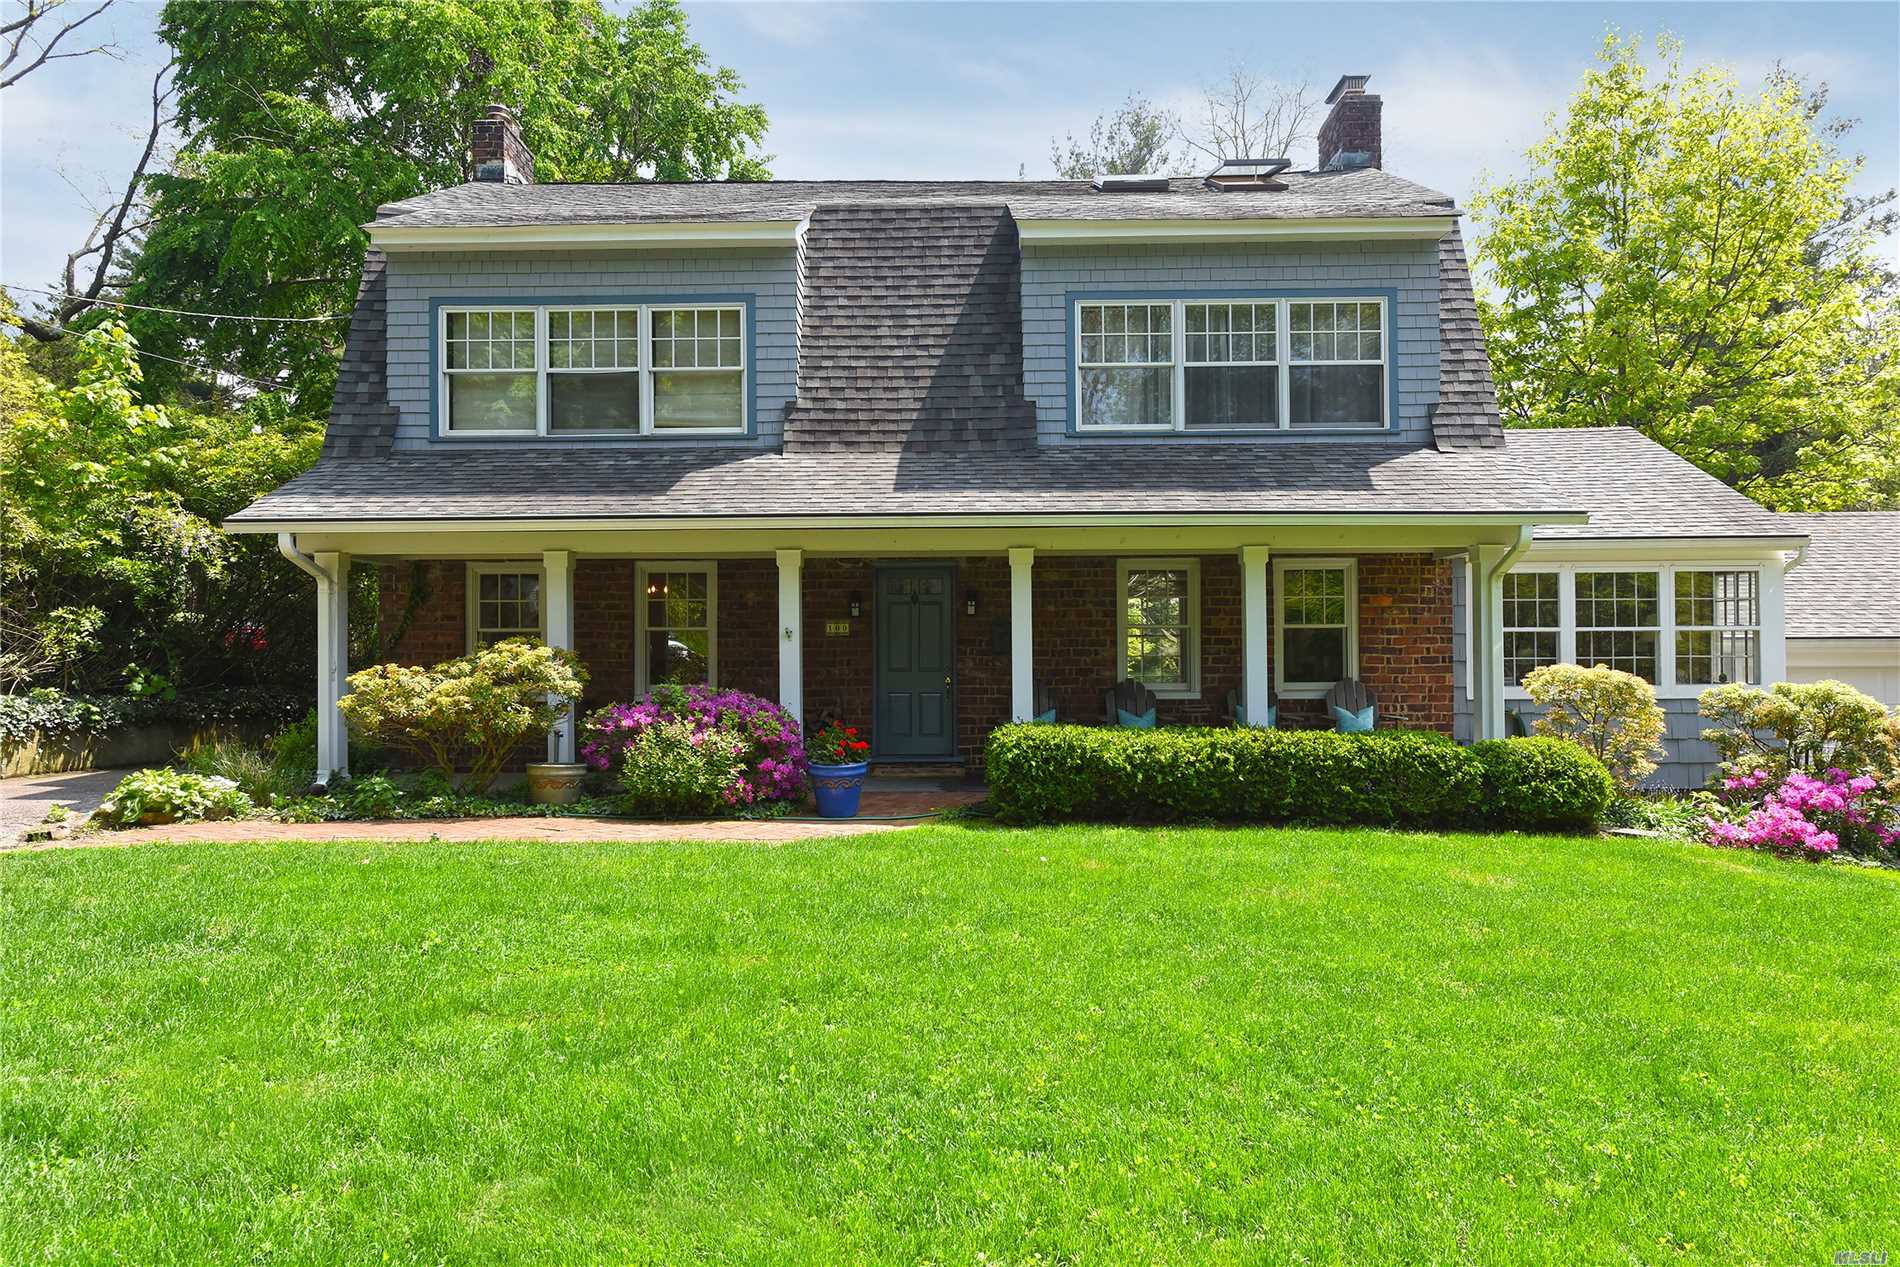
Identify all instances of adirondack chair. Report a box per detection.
[1506,707,1529,738]
[1103,679,1159,727]
[1034,681,1057,723]
[1324,678,1378,731]
[1223,686,1277,727]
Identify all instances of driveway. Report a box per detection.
[0,768,127,841]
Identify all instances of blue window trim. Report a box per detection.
[1062,286,1403,437]
[427,293,758,443]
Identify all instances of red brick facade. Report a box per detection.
[375,551,1454,767]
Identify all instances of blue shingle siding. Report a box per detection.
[1020,238,1442,445]
[1504,695,1718,790]
[383,247,798,451]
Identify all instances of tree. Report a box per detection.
[46,0,767,409]
[1,0,118,90]
[1471,34,1900,510]
[1050,94,1178,178]
[1178,63,1318,165]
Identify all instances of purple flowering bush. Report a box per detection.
[580,685,807,811]
[1705,767,1899,860]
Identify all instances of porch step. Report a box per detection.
[867,762,967,781]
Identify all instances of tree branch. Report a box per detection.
[0,0,117,91]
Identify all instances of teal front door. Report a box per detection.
[875,565,956,759]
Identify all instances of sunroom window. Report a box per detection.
[1674,570,1759,685]
[1502,571,1560,687]
[1574,571,1660,681]
[439,303,746,436]
[1075,296,1387,431]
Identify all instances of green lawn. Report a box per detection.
[3,826,1896,1265]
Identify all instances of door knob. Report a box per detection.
[943,674,952,687]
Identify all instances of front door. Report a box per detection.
[874,565,956,759]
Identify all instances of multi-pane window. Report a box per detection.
[1184,302,1278,429]
[1117,560,1197,695]
[1288,301,1385,428]
[1575,571,1661,681]
[470,568,542,648]
[444,310,537,432]
[650,308,745,429]
[1079,302,1173,428]
[639,566,715,691]
[547,309,640,433]
[1278,563,1355,688]
[1502,571,1560,687]
[440,303,746,436]
[1075,296,1387,431]
[1675,570,1760,685]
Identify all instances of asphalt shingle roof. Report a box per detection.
[1506,428,1800,541]
[372,168,1456,228]
[1779,512,1900,639]
[227,443,1577,526]
[1430,227,1504,450]
[320,249,396,459]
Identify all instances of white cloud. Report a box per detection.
[1377,44,1567,206]
[724,1,866,50]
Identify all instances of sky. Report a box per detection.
[2,0,1896,301]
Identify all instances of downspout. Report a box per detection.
[1478,525,1536,741]
[278,533,338,789]
[1781,541,1809,575]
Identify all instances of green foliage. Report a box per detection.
[337,639,587,794]
[1471,34,1900,509]
[130,0,769,408]
[1521,663,1667,793]
[615,718,750,818]
[1470,738,1618,832]
[1699,679,1900,791]
[1602,791,1718,838]
[181,737,292,804]
[984,725,1505,829]
[1050,94,1178,178]
[1,320,329,694]
[0,686,309,747]
[94,768,253,829]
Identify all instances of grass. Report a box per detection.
[3,825,1896,1265]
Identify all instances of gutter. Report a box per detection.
[277,533,339,791]
[1781,540,1810,575]
[277,531,331,584]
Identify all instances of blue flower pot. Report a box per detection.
[809,761,869,818]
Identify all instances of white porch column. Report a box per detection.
[1240,545,1271,724]
[1008,547,1035,721]
[1760,561,1789,687]
[776,549,804,726]
[314,551,351,782]
[1472,542,1510,740]
[542,549,576,763]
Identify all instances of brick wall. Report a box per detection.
[378,561,466,665]
[1354,553,1453,732]
[800,557,874,743]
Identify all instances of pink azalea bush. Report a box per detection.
[1705,767,1898,859]
[580,685,807,809]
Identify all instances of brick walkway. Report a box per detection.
[5,788,988,850]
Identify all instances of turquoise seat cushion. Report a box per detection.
[1117,706,1156,729]
[1035,708,1057,724]
[1332,703,1376,733]
[1234,702,1275,727]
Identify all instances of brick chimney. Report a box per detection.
[1316,74,1381,171]
[470,104,534,185]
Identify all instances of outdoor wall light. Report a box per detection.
[965,591,979,616]
[848,592,862,618]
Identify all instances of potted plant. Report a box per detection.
[808,721,871,818]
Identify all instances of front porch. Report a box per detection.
[285,519,1542,783]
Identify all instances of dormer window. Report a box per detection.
[439,303,747,437]
[1074,296,1388,432]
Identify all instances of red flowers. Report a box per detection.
[812,721,871,765]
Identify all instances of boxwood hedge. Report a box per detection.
[984,724,1612,833]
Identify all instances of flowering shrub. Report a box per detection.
[1705,767,1899,860]
[1699,680,1899,793]
[1521,663,1666,793]
[580,685,806,809]
[339,639,587,794]
[95,768,253,828]
[615,719,751,817]
[810,720,870,766]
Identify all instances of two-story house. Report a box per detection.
[227,77,1812,789]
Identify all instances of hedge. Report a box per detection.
[0,686,311,746]
[984,724,1612,832]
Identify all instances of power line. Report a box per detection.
[2,282,351,323]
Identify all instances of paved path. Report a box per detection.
[0,768,127,842]
[2,786,988,851]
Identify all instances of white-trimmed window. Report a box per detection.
[1275,558,1358,694]
[1674,570,1759,686]
[1075,296,1387,432]
[637,563,717,692]
[1501,563,1770,697]
[1575,570,1661,682]
[467,564,543,649]
[439,303,746,436]
[1502,570,1561,687]
[1116,559,1199,697]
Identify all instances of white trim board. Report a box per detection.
[1016,216,1457,244]
[369,220,800,251]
